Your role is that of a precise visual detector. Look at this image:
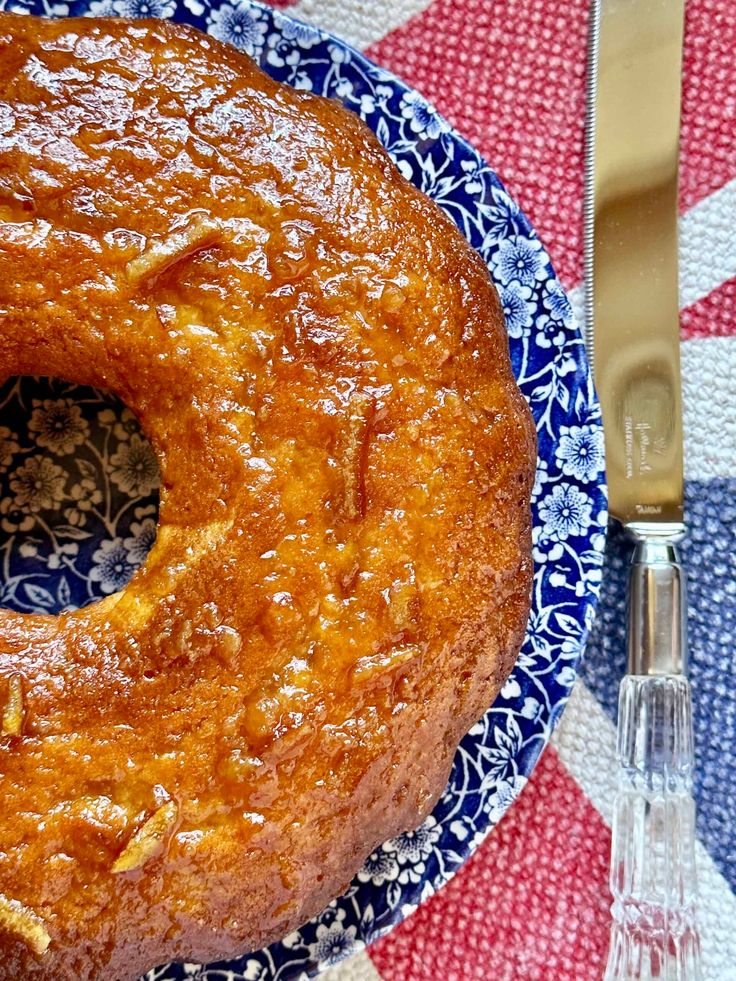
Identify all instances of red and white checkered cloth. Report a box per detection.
[261,1,736,978]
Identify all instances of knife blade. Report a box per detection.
[585,0,684,529]
[583,1,702,978]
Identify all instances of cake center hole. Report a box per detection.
[0,377,160,614]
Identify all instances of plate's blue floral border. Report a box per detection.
[0,1,608,978]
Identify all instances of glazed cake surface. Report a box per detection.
[0,15,536,980]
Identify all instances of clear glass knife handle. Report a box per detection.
[605,533,702,980]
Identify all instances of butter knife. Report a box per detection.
[584,1,702,978]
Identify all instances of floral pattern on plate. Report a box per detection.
[0,378,159,613]
[0,2,608,978]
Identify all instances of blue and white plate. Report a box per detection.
[0,2,608,978]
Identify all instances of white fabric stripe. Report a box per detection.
[322,949,383,981]
[566,176,736,331]
[681,337,736,482]
[679,178,736,309]
[287,0,436,50]
[553,680,736,981]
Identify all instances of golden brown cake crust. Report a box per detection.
[0,15,536,980]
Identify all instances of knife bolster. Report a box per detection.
[625,523,687,676]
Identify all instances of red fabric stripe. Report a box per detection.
[263,0,297,9]
[681,276,736,340]
[367,0,736,292]
[368,748,611,981]
[680,0,736,212]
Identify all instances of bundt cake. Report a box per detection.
[0,15,536,979]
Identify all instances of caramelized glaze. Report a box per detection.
[0,15,536,979]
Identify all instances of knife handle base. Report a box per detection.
[626,526,687,677]
[604,674,702,981]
